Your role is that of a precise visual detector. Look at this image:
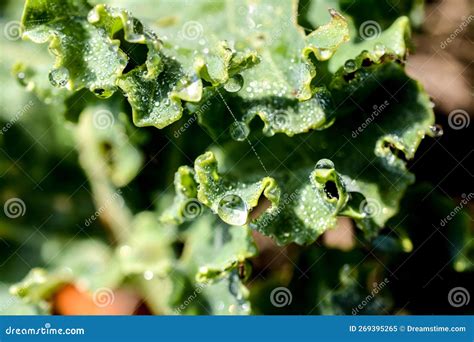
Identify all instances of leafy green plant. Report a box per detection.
[0,0,471,315]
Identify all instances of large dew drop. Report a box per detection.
[224,74,244,93]
[48,67,69,88]
[217,194,248,226]
[429,124,444,138]
[229,122,249,141]
[315,158,335,169]
[314,48,334,61]
[92,87,115,99]
[343,59,356,73]
[175,77,202,102]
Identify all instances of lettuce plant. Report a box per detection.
[0,0,471,315]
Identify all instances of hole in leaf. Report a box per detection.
[361,58,373,67]
[113,29,148,73]
[383,141,408,162]
[100,141,114,167]
[93,88,105,96]
[172,240,185,259]
[324,181,339,200]
[343,72,356,82]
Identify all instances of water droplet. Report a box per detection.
[143,270,154,280]
[240,302,250,312]
[92,87,115,99]
[429,124,443,137]
[87,8,100,23]
[229,122,249,141]
[175,78,202,101]
[273,110,289,128]
[343,59,356,73]
[216,301,225,311]
[374,43,385,58]
[228,274,241,299]
[16,72,27,86]
[315,158,334,169]
[217,194,248,226]
[224,74,244,93]
[48,67,69,88]
[119,245,131,256]
[314,48,333,61]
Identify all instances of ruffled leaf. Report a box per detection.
[181,214,257,282]
[10,239,122,304]
[177,214,256,314]
[21,0,128,95]
[172,61,434,245]
[117,212,176,276]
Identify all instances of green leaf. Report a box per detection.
[329,16,410,73]
[181,214,257,282]
[9,268,69,306]
[173,61,434,245]
[21,0,128,95]
[160,166,201,225]
[20,0,260,129]
[7,0,454,317]
[0,283,44,315]
[10,239,123,305]
[176,214,256,314]
[319,265,392,315]
[226,3,349,136]
[154,0,349,136]
[117,212,176,276]
[199,272,251,315]
[194,151,280,227]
